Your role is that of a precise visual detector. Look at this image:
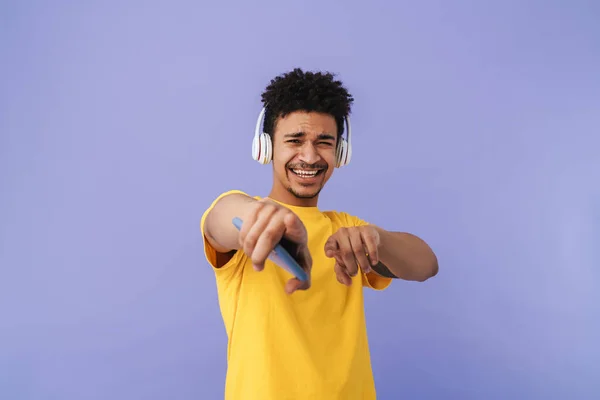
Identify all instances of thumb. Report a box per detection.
[324,236,338,258]
[282,212,307,244]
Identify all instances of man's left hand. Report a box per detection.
[324,226,380,286]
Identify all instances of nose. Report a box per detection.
[298,142,320,164]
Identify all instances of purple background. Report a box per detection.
[1,1,599,399]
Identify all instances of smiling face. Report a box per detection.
[268,111,339,207]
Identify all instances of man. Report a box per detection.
[200,68,438,399]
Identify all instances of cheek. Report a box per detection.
[274,148,295,166]
[322,148,337,166]
[273,148,295,173]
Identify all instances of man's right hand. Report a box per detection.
[237,198,312,294]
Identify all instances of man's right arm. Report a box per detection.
[201,192,313,294]
[203,193,259,254]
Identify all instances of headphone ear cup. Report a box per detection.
[252,135,261,161]
[253,107,274,164]
[336,138,348,168]
[258,134,266,164]
[343,139,351,166]
[256,133,272,164]
[263,133,273,164]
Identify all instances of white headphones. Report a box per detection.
[252,107,352,168]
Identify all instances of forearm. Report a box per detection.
[372,226,438,282]
[204,193,258,252]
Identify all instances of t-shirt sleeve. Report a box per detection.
[200,190,249,274]
[341,212,393,291]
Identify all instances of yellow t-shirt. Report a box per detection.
[200,190,392,399]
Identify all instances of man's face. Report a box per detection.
[271,111,338,204]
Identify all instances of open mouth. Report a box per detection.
[289,168,325,179]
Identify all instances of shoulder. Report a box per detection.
[205,189,255,207]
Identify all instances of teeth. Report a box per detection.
[292,169,319,177]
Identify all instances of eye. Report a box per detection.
[286,139,301,144]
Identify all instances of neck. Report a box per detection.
[268,185,320,207]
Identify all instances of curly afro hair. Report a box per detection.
[260,68,354,139]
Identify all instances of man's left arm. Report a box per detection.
[370,226,438,282]
[324,219,438,285]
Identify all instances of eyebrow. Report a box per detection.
[283,132,336,141]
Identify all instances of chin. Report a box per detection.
[288,185,323,199]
